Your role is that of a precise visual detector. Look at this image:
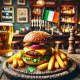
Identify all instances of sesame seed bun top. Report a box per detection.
[23,31,53,43]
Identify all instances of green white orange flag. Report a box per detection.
[42,9,60,23]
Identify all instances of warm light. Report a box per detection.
[36,0,45,6]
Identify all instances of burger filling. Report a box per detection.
[22,53,51,63]
[22,43,52,63]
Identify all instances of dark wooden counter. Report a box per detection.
[13,34,80,41]
[13,34,80,49]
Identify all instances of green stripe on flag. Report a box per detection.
[42,9,49,21]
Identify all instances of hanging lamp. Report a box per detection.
[36,0,45,6]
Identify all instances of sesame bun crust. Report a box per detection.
[23,31,52,43]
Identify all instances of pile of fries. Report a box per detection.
[7,50,24,68]
[37,49,69,71]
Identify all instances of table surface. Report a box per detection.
[0,49,80,80]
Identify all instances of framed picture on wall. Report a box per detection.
[16,8,28,23]
[3,0,12,5]
[17,0,26,5]
[1,6,14,23]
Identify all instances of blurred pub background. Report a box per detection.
[0,0,80,49]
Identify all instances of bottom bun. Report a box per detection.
[22,58,48,65]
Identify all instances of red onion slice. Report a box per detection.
[30,45,41,49]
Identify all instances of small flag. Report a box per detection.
[42,9,60,23]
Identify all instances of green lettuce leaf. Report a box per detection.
[22,53,51,63]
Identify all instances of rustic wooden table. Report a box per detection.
[0,49,80,80]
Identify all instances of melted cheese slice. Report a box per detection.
[23,47,47,56]
[35,49,46,56]
[23,47,32,53]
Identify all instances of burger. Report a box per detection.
[22,31,53,65]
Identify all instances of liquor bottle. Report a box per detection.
[68,8,71,14]
[38,8,41,15]
[47,22,50,30]
[66,7,68,14]
[45,21,47,28]
[63,24,65,32]
[42,20,45,27]
[38,17,41,27]
[72,7,75,14]
[32,8,36,14]
[36,8,38,15]
[33,17,36,27]
[71,17,75,23]
[31,19,34,27]
[36,16,39,27]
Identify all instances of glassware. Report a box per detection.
[0,22,13,56]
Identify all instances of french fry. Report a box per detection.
[54,61,59,69]
[37,62,48,71]
[16,52,22,60]
[64,60,68,66]
[7,54,17,63]
[60,51,67,60]
[48,55,55,71]
[12,58,18,68]
[51,48,55,54]
[55,53,65,68]
[18,60,24,67]
[17,50,23,55]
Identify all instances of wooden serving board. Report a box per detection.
[2,59,76,80]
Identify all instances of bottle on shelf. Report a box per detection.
[42,20,44,27]
[72,7,75,14]
[71,17,75,23]
[36,16,38,27]
[66,7,68,14]
[31,19,34,27]
[38,17,41,27]
[32,8,37,14]
[68,8,72,14]
[38,8,41,15]
[44,21,47,28]
[33,17,36,27]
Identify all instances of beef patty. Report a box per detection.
[25,49,52,56]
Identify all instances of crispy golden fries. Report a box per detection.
[12,58,18,68]
[7,50,24,68]
[64,61,68,66]
[37,62,48,71]
[60,51,67,60]
[51,48,55,54]
[54,60,59,69]
[37,49,69,71]
[48,55,55,71]
[16,51,23,60]
[7,54,17,63]
[55,53,65,68]
[18,60,24,67]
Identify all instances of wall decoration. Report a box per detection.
[1,6,14,23]
[16,8,28,23]
[17,0,26,5]
[3,0,12,5]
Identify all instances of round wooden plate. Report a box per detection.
[3,59,76,80]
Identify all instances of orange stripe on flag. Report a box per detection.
[52,12,60,23]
